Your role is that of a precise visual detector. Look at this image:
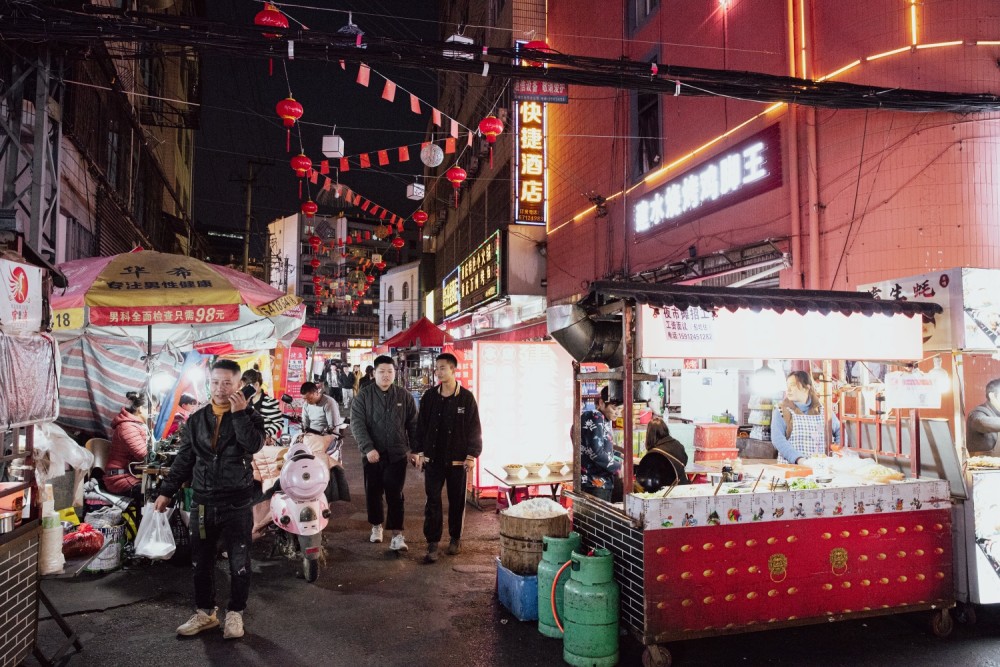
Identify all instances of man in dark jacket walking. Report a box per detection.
[411,353,482,563]
[155,359,265,640]
[351,355,418,552]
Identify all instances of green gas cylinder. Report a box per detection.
[537,531,582,638]
[562,548,619,667]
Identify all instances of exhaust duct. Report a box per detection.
[547,305,624,368]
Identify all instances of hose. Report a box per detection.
[550,559,573,634]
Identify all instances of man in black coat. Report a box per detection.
[411,353,482,563]
[155,359,265,640]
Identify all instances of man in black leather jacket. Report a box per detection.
[155,359,265,640]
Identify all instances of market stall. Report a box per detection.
[859,268,1000,616]
[379,317,453,399]
[548,281,952,666]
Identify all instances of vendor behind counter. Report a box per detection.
[770,370,840,464]
[966,377,1000,456]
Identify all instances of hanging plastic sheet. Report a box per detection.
[0,330,59,428]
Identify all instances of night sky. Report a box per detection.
[193,0,440,255]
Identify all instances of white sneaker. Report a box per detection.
[176,608,219,636]
[223,611,244,639]
[369,525,384,543]
[389,534,408,552]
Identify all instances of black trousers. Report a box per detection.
[423,462,468,544]
[190,502,253,612]
[362,457,407,530]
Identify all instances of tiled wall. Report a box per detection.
[0,528,39,666]
[568,492,647,636]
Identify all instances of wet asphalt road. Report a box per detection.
[26,431,1000,667]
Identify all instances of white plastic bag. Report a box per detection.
[133,503,176,560]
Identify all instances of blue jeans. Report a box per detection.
[190,501,253,612]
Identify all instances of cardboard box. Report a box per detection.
[694,447,740,462]
[496,557,538,621]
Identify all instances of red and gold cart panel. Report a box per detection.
[643,510,952,640]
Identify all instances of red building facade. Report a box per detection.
[546,0,1000,302]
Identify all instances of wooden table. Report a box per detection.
[482,467,573,513]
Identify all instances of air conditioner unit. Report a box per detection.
[444,34,475,60]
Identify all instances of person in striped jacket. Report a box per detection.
[241,369,283,444]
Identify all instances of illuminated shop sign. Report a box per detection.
[634,124,782,235]
[512,80,568,104]
[514,100,547,225]
[347,338,373,349]
[441,231,504,320]
[442,268,460,318]
[459,231,502,314]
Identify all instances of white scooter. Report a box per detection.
[268,437,331,582]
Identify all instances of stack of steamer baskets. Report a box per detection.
[693,423,739,463]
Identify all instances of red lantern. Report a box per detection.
[276,97,304,152]
[254,3,289,75]
[310,257,321,269]
[522,40,552,67]
[391,237,405,250]
[375,261,386,271]
[478,115,504,168]
[308,234,322,251]
[412,210,428,228]
[445,166,467,207]
[364,230,372,240]
[290,154,312,198]
[365,274,375,284]
[301,200,318,219]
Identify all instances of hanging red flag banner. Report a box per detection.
[357,64,371,87]
[353,194,362,206]
[399,146,410,162]
[339,60,346,70]
[359,153,371,168]
[432,108,442,126]
[309,170,319,184]
[361,200,370,212]
[340,158,350,172]
[370,205,380,216]
[382,80,397,102]
[320,160,330,175]
[444,137,456,154]
[322,178,332,191]
[410,94,421,114]
[377,150,389,166]
[450,118,459,138]
[468,131,474,147]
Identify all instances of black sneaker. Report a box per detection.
[446,539,462,556]
[423,542,439,564]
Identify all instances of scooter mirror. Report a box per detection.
[281,393,294,404]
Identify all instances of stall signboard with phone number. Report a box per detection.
[0,259,43,330]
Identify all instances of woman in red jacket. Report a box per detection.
[104,391,149,503]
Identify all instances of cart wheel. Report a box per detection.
[954,602,977,626]
[930,609,954,638]
[642,644,672,667]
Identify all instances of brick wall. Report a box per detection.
[568,492,646,637]
[0,526,40,667]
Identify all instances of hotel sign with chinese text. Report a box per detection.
[514,99,547,225]
[634,124,782,235]
[513,80,569,104]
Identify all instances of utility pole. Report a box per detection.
[238,158,271,274]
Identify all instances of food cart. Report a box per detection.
[379,317,453,399]
[549,281,953,667]
[858,268,1000,620]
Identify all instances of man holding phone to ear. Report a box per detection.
[154,359,265,640]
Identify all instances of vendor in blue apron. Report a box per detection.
[770,370,840,464]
